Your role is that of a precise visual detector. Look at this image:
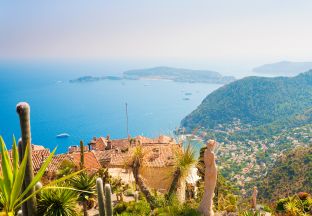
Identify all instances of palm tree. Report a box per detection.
[129,145,156,209]
[70,172,96,216]
[37,188,79,216]
[167,143,196,203]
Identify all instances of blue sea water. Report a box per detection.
[0,61,221,153]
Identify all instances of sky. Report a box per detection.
[1,0,312,65]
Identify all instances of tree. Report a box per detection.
[129,145,156,209]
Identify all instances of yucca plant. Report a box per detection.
[70,172,96,216]
[0,136,82,216]
[167,143,196,203]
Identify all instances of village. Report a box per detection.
[194,120,312,194]
[24,135,187,197]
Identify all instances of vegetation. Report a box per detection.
[37,188,79,216]
[96,178,106,216]
[275,192,312,215]
[114,200,151,216]
[1,101,310,216]
[0,136,81,216]
[123,66,235,84]
[258,146,312,200]
[56,160,77,178]
[129,145,156,209]
[167,143,196,203]
[105,184,113,216]
[182,70,312,134]
[70,172,96,216]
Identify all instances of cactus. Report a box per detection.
[16,102,37,216]
[18,139,28,216]
[80,140,84,170]
[96,178,106,216]
[104,184,113,216]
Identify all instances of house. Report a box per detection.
[89,135,181,192]
[47,151,101,174]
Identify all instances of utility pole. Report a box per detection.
[125,102,129,139]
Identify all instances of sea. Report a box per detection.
[0,61,225,153]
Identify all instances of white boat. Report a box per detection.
[56,133,70,138]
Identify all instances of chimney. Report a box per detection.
[106,135,112,150]
[107,140,112,150]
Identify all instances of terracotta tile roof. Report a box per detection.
[93,143,181,168]
[93,137,107,151]
[47,151,101,173]
[142,144,180,167]
[109,151,133,167]
[0,145,51,174]
[47,153,74,173]
[71,151,101,171]
[32,149,51,172]
[110,139,130,150]
[92,150,114,166]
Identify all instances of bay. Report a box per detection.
[0,62,221,153]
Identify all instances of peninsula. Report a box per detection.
[70,66,236,84]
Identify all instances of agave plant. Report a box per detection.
[37,188,79,216]
[0,136,82,216]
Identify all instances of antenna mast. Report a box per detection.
[125,102,129,139]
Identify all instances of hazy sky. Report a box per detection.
[1,0,312,63]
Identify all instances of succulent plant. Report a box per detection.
[104,184,113,216]
[96,178,106,216]
[80,140,84,169]
[16,102,37,216]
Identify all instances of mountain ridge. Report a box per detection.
[253,61,312,76]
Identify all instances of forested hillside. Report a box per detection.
[181,70,312,133]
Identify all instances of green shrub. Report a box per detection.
[123,189,134,197]
[114,202,128,214]
[114,200,151,216]
[276,197,289,212]
[152,198,200,216]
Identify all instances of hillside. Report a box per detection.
[123,66,235,84]
[253,61,312,76]
[258,146,312,201]
[181,70,312,133]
